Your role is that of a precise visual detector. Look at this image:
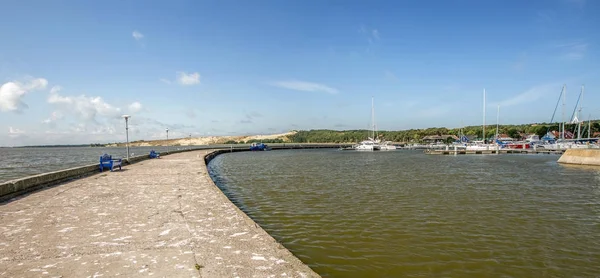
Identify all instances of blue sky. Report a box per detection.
[1,0,598,146]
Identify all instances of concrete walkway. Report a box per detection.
[0,150,320,277]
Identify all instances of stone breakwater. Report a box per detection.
[0,148,201,202]
[0,144,348,202]
[0,150,320,277]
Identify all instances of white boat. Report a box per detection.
[379,140,397,151]
[465,144,494,151]
[354,97,381,151]
[466,88,496,150]
[537,139,600,150]
[355,138,381,151]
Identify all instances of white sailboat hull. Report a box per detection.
[380,145,396,150]
[355,141,381,151]
[379,141,397,150]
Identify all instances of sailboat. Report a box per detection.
[539,85,600,149]
[379,140,397,150]
[354,97,381,151]
[466,88,495,151]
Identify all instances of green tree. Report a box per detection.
[507,128,519,139]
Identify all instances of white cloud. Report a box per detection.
[159,78,171,84]
[270,80,339,94]
[176,72,201,85]
[8,126,25,134]
[42,111,64,124]
[50,86,62,94]
[497,83,561,107]
[0,78,48,112]
[25,78,48,90]
[128,101,142,113]
[48,91,122,121]
[132,30,144,41]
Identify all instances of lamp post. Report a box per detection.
[189,134,192,150]
[166,128,169,153]
[122,115,131,162]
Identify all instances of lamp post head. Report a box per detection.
[122,115,131,120]
[166,128,169,132]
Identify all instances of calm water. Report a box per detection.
[208,149,600,277]
[0,146,196,182]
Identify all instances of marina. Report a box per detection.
[425,148,565,155]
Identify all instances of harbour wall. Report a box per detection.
[557,149,600,166]
[1,143,348,201]
[0,148,197,201]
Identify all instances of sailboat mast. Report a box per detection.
[496,105,500,139]
[561,84,566,140]
[371,97,375,139]
[578,85,584,139]
[588,114,592,139]
[460,119,464,142]
[483,89,487,142]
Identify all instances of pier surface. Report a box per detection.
[0,150,319,277]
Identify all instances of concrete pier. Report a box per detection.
[557,149,600,166]
[0,150,320,277]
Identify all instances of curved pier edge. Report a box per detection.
[557,149,600,166]
[0,149,322,277]
[203,149,322,277]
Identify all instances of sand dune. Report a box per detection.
[108,131,297,147]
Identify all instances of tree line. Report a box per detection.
[286,121,600,143]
